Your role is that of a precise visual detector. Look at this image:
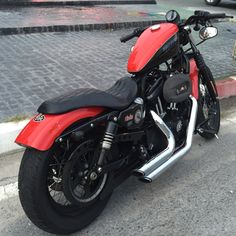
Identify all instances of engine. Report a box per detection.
[145,71,192,149]
[164,101,190,147]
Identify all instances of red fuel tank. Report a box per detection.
[128,23,179,73]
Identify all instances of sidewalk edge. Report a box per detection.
[216,76,236,99]
[0,20,164,36]
[0,119,29,156]
[0,0,157,7]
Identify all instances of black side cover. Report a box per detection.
[163,73,192,103]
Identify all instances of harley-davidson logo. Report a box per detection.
[125,114,134,122]
[177,84,188,95]
[34,114,45,122]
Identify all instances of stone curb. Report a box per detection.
[0,0,156,7]
[0,75,235,156]
[230,18,236,23]
[216,76,236,99]
[0,119,29,155]
[0,20,163,35]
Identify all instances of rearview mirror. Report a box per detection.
[199,27,218,40]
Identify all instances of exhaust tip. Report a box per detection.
[139,177,152,183]
[132,169,145,177]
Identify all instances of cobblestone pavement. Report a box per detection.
[0,22,235,122]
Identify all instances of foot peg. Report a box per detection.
[197,127,217,135]
[197,127,219,139]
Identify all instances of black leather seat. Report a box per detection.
[38,77,138,114]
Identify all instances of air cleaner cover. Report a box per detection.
[163,73,192,103]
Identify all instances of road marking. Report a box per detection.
[0,182,18,202]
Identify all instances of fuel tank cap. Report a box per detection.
[150,24,161,31]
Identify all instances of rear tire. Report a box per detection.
[18,147,112,234]
[205,0,221,6]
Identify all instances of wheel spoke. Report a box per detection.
[49,181,56,189]
[52,154,61,165]
[49,163,61,167]
[83,184,92,199]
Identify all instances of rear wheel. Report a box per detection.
[205,0,221,6]
[18,139,113,234]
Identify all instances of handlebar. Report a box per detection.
[120,28,145,43]
[120,32,137,43]
[184,11,233,26]
[120,10,234,43]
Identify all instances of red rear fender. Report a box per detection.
[15,107,105,151]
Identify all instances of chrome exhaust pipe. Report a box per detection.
[133,110,175,177]
[142,95,198,183]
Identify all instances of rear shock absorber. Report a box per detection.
[97,121,118,166]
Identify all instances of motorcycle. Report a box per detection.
[15,10,232,234]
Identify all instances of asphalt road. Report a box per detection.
[0,97,236,236]
[159,0,236,16]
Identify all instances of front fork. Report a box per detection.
[194,53,218,100]
[188,31,218,101]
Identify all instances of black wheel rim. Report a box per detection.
[63,140,108,204]
[45,140,107,215]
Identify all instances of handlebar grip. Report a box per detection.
[120,33,135,43]
[207,13,226,19]
[194,10,210,17]
[194,11,226,19]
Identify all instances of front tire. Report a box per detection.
[205,0,221,6]
[197,67,220,139]
[18,146,112,234]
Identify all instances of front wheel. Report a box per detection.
[197,67,220,139]
[18,140,113,234]
[205,0,221,6]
